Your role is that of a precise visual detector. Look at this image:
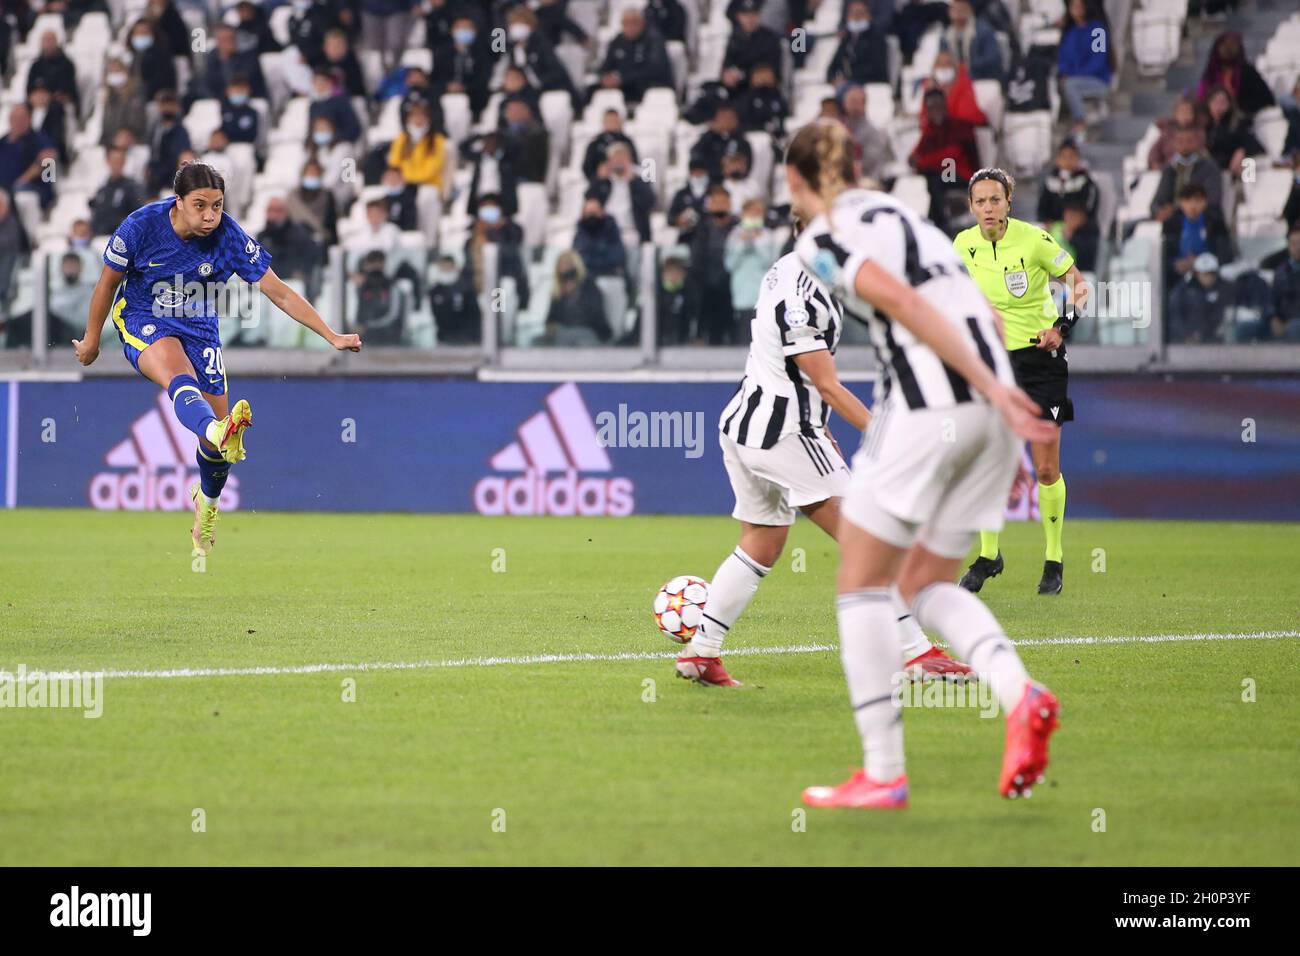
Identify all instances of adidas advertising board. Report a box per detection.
[3,378,1298,520]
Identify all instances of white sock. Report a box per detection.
[689,546,770,657]
[837,588,906,781]
[202,493,219,507]
[892,586,933,660]
[913,582,1029,714]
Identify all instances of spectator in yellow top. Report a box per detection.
[387,103,447,192]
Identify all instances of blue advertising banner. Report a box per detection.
[4,376,1300,519]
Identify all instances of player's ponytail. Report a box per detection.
[173,162,225,198]
[785,120,856,209]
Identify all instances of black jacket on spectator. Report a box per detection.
[1168,275,1228,342]
[134,43,179,102]
[258,218,322,279]
[430,270,482,344]
[667,181,710,240]
[464,144,520,217]
[27,52,78,110]
[738,85,788,137]
[1062,221,1100,272]
[1036,166,1100,222]
[645,0,687,42]
[146,120,192,192]
[222,100,260,142]
[582,131,639,181]
[690,130,753,181]
[689,213,737,343]
[1271,256,1300,323]
[827,26,890,85]
[31,100,68,164]
[1205,116,1264,171]
[1151,154,1224,214]
[599,29,675,103]
[657,276,700,343]
[309,95,362,144]
[425,0,491,49]
[152,1,192,64]
[318,50,368,98]
[723,25,785,84]
[586,175,656,242]
[1161,206,1233,285]
[1284,181,1300,232]
[535,0,588,46]
[89,174,146,236]
[502,119,549,184]
[545,278,611,343]
[466,222,530,308]
[1005,46,1054,112]
[496,87,542,129]
[384,186,420,231]
[506,33,575,99]
[574,214,627,276]
[288,3,341,63]
[431,41,493,116]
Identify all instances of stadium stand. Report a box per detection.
[0,0,1294,361]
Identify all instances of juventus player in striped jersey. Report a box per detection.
[675,249,972,687]
[784,120,1061,808]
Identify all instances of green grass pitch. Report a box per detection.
[0,511,1297,866]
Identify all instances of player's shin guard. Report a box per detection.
[1039,475,1066,562]
[891,586,932,659]
[195,443,230,503]
[691,546,770,657]
[979,530,1000,560]
[167,375,217,441]
[912,582,1029,715]
[837,588,906,781]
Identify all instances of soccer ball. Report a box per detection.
[653,575,709,644]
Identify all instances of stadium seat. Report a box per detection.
[1132,6,1184,78]
[1253,107,1289,160]
[595,276,629,341]
[1238,167,1294,236]
[891,175,931,218]
[184,99,223,153]
[972,79,1004,132]
[1001,111,1052,177]
[441,94,472,147]
[269,97,311,147]
[866,83,895,129]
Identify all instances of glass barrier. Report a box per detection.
[1163,232,1297,345]
[0,250,37,351]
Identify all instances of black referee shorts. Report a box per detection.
[1009,344,1073,425]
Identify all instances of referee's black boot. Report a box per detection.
[1038,560,1064,595]
[959,552,1004,592]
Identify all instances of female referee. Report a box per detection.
[954,167,1089,596]
[73,163,362,555]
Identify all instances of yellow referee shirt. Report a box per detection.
[954,218,1074,350]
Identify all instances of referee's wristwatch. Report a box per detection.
[1052,308,1078,341]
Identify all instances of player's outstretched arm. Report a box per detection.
[852,261,1056,444]
[257,268,362,352]
[793,348,870,431]
[73,264,124,366]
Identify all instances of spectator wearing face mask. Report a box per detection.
[144,92,191,194]
[388,103,447,191]
[287,158,338,247]
[656,253,700,344]
[540,250,612,346]
[429,253,481,344]
[465,131,520,219]
[352,249,406,345]
[724,198,776,342]
[306,116,357,210]
[1151,126,1223,222]
[587,142,655,244]
[99,58,147,148]
[582,110,639,184]
[690,104,753,182]
[432,15,492,118]
[721,152,762,214]
[464,195,530,310]
[668,160,713,242]
[505,6,576,103]
[689,186,738,344]
[573,196,627,278]
[1167,252,1228,343]
[220,75,261,158]
[89,146,146,236]
[127,19,178,102]
[828,0,889,85]
[500,99,549,185]
[738,62,789,138]
[48,251,96,347]
[308,67,362,144]
[918,50,988,128]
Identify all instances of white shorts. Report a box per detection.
[841,399,1020,558]
[721,429,850,526]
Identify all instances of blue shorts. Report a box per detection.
[112,303,227,395]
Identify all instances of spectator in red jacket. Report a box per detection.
[917,51,988,129]
[910,88,977,232]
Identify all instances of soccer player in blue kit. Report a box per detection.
[73,163,362,555]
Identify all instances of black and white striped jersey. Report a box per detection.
[719,252,844,450]
[794,189,1016,411]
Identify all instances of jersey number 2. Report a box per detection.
[202,347,225,378]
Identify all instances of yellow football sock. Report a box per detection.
[1039,475,1066,562]
[979,531,1000,560]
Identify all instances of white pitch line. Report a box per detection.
[0,631,1295,683]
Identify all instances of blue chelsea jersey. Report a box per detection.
[102,198,272,326]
